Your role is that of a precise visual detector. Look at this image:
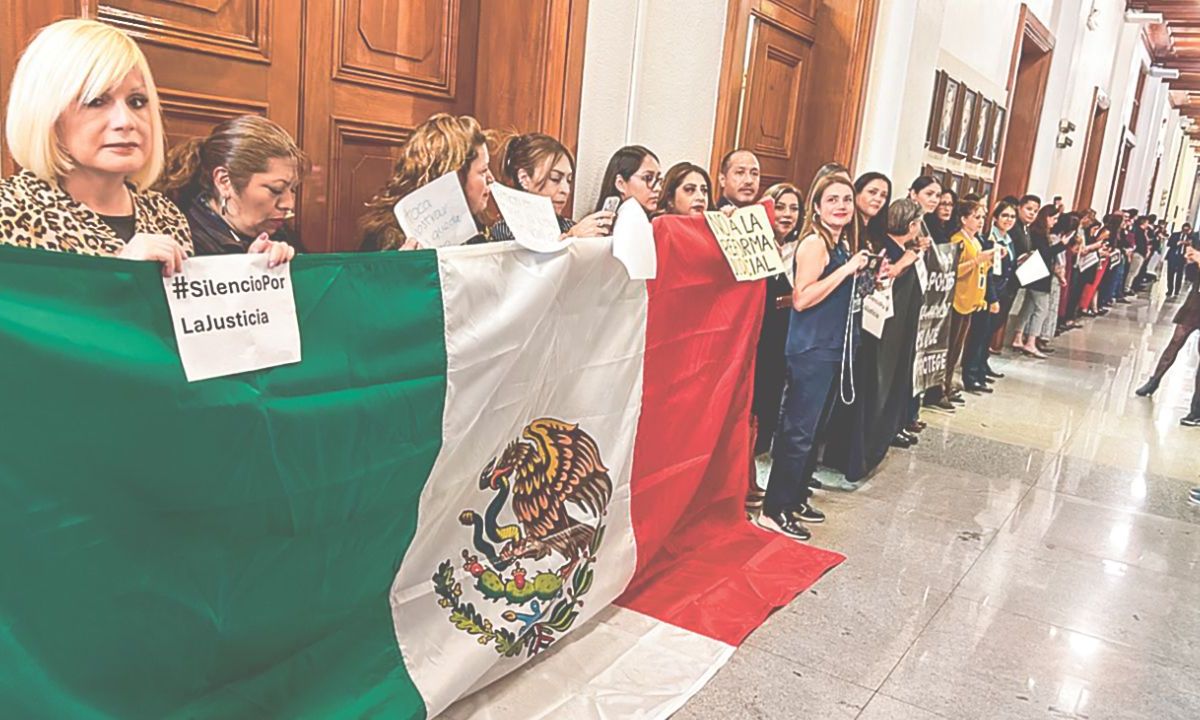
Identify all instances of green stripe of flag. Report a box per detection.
[0,247,447,719]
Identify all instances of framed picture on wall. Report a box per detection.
[930,72,960,153]
[971,100,992,162]
[986,106,1006,165]
[953,87,978,157]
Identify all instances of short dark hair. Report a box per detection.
[719,148,757,175]
[1019,194,1041,207]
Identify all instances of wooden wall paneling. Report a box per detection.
[84,0,303,140]
[1,2,80,176]
[474,0,589,214]
[300,0,481,253]
[737,18,814,190]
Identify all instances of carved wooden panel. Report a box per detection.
[323,119,412,253]
[334,0,459,98]
[738,20,811,188]
[158,89,268,146]
[90,0,270,62]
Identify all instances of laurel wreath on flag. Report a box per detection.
[432,524,604,658]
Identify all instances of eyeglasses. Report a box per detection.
[999,213,1016,220]
[638,173,662,189]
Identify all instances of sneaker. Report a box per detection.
[808,477,824,490]
[1182,415,1200,427]
[899,429,919,445]
[791,503,825,524]
[1190,488,1200,505]
[755,509,811,540]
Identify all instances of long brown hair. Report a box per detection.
[489,131,573,191]
[592,145,658,213]
[358,113,487,250]
[657,162,714,214]
[799,172,858,253]
[156,115,306,204]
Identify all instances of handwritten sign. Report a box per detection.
[490,182,570,253]
[611,198,656,280]
[392,172,477,248]
[704,204,784,281]
[163,254,301,382]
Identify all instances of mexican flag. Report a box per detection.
[0,215,842,719]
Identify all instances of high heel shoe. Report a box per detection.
[1135,377,1160,397]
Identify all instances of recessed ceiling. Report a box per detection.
[1131,1,1200,137]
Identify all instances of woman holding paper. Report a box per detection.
[758,174,869,541]
[358,114,493,251]
[0,20,191,274]
[962,201,1015,391]
[157,115,300,264]
[658,163,716,216]
[1011,205,1062,358]
[487,132,615,239]
[943,201,995,398]
[592,146,661,216]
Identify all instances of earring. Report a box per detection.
[219,195,230,215]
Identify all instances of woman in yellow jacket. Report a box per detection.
[942,199,997,401]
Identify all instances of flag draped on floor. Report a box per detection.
[0,216,842,720]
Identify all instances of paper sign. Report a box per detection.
[490,182,570,253]
[704,204,785,281]
[915,252,929,292]
[1015,251,1050,286]
[862,291,888,339]
[392,172,477,248]
[1077,251,1100,272]
[611,198,657,280]
[163,254,301,382]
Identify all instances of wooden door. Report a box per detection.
[712,0,878,194]
[737,17,815,190]
[1074,87,1109,211]
[1108,137,1134,212]
[994,5,1054,203]
[299,0,480,253]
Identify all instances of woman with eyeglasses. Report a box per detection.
[592,145,660,216]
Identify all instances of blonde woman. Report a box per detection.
[357,114,494,251]
[156,115,302,262]
[0,19,191,274]
[757,173,869,541]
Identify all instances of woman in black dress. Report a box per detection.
[1136,244,1200,426]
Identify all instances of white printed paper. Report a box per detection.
[862,292,888,338]
[163,254,301,382]
[611,198,657,279]
[490,182,570,253]
[393,172,478,248]
[915,253,929,292]
[1015,251,1050,286]
[703,204,785,281]
[1077,251,1100,272]
[992,248,1004,275]
[780,241,798,287]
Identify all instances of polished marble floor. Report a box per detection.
[676,287,1200,720]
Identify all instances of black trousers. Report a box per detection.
[1168,258,1186,296]
[963,309,994,386]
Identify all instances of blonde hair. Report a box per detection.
[5,19,165,190]
[358,113,486,250]
[799,172,858,253]
[155,115,306,203]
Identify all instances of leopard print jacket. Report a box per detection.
[0,170,193,257]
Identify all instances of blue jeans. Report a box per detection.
[1103,262,1126,304]
[766,352,839,514]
